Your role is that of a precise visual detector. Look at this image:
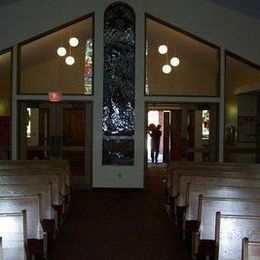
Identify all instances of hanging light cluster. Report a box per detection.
[158,44,180,74]
[56,36,79,66]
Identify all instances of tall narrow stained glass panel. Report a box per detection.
[102,3,135,165]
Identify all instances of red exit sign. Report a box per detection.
[48,92,62,102]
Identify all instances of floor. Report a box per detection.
[49,165,191,260]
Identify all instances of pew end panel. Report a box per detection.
[0,237,2,260]
[215,212,260,260]
[168,162,260,196]
[242,237,260,260]
[0,211,27,260]
[196,196,260,259]
[0,196,48,258]
[0,182,59,240]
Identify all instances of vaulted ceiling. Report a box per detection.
[206,0,260,20]
[0,0,259,20]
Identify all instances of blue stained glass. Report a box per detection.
[102,3,135,165]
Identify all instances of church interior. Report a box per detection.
[0,0,260,259]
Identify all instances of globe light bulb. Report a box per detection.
[57,47,67,57]
[158,45,168,54]
[69,37,79,47]
[65,56,75,66]
[170,56,180,67]
[162,64,171,74]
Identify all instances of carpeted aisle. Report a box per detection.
[49,165,191,260]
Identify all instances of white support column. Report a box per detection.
[92,3,145,188]
[218,48,225,162]
[134,8,145,187]
[92,6,104,187]
[11,45,18,159]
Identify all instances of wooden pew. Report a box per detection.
[0,211,27,260]
[0,162,71,215]
[0,173,65,210]
[166,162,260,202]
[182,184,260,251]
[215,213,260,260]
[0,195,47,258]
[0,237,2,260]
[174,169,260,200]
[174,174,260,254]
[185,184,260,222]
[0,182,58,239]
[178,174,260,208]
[0,183,55,220]
[0,159,71,192]
[174,175,260,223]
[0,167,67,199]
[196,196,260,258]
[0,173,66,230]
[167,161,260,175]
[242,237,260,260]
[168,162,260,175]
[165,163,260,217]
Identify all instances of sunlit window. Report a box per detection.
[202,110,209,140]
[26,108,31,138]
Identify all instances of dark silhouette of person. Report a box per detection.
[149,124,162,163]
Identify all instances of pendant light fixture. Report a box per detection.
[162,64,171,74]
[158,44,168,55]
[170,56,180,67]
[65,55,75,65]
[162,44,171,74]
[57,46,67,57]
[57,37,67,57]
[57,35,79,65]
[65,45,75,66]
[69,37,79,47]
[57,42,67,57]
[159,44,180,73]
[170,47,180,67]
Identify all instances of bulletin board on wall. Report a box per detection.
[0,116,11,145]
[237,116,256,143]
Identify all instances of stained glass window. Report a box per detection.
[102,3,135,165]
[84,39,93,94]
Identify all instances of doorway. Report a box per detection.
[18,101,92,186]
[147,110,164,163]
[146,103,219,163]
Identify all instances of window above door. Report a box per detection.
[18,14,94,95]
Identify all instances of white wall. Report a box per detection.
[0,0,260,188]
[0,0,260,64]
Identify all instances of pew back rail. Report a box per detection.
[242,237,260,260]
[215,213,260,260]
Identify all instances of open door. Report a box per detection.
[146,103,218,163]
